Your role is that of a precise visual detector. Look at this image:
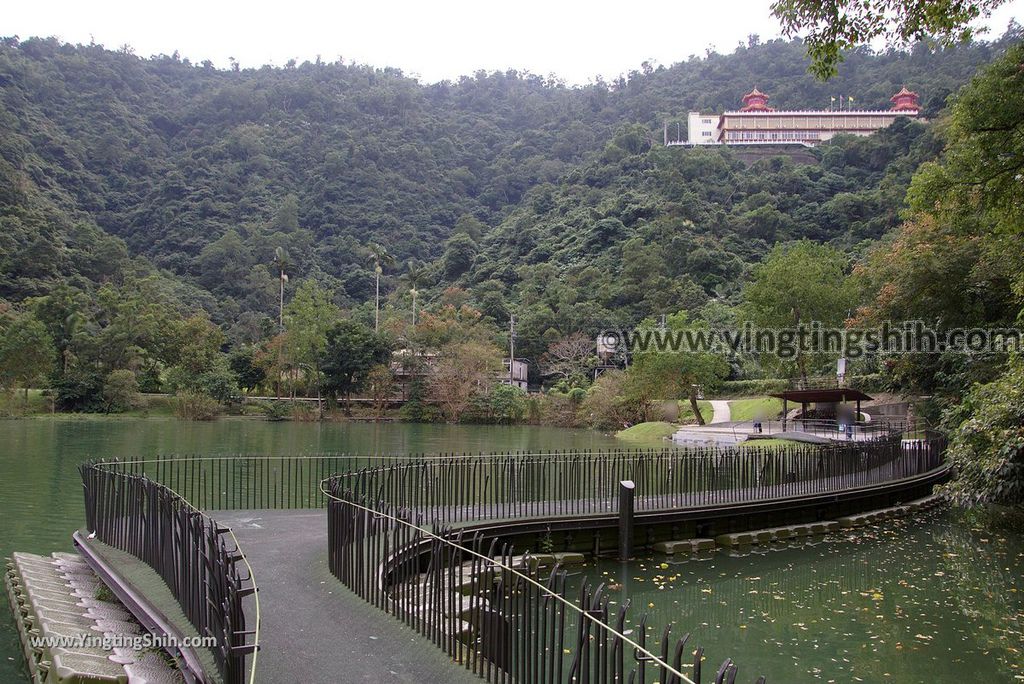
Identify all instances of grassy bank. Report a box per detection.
[615,421,678,443]
[677,400,713,424]
[727,397,783,422]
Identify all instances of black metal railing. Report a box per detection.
[325,482,764,684]
[91,427,940,517]
[79,433,946,684]
[323,434,947,684]
[80,461,259,684]
[330,437,945,525]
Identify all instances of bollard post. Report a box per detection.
[618,480,635,561]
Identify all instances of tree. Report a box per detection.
[91,278,180,377]
[943,353,1024,506]
[579,370,642,430]
[322,320,392,413]
[906,41,1024,237]
[366,242,395,332]
[101,369,139,413]
[229,345,266,393]
[489,383,528,424]
[401,259,426,326]
[441,233,477,280]
[852,43,1024,394]
[256,333,296,399]
[772,0,1009,78]
[427,340,503,422]
[541,333,596,384]
[627,312,730,425]
[164,315,239,405]
[741,241,854,383]
[366,364,395,420]
[0,312,56,402]
[32,284,88,372]
[286,280,339,415]
[273,247,289,332]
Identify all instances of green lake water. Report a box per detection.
[0,416,627,682]
[2,417,1021,683]
[569,509,1024,683]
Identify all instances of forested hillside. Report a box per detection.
[0,29,1018,333]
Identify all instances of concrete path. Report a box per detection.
[709,400,731,424]
[214,510,480,684]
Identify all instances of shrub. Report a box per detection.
[173,391,221,421]
[197,367,239,404]
[165,362,239,404]
[579,371,645,430]
[943,355,1024,506]
[717,378,788,397]
[261,400,292,421]
[52,367,104,412]
[399,379,428,422]
[290,402,320,421]
[489,384,528,424]
[101,369,139,413]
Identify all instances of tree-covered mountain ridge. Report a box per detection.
[0,27,1020,336]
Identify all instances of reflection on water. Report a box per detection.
[0,417,629,682]
[570,510,1024,683]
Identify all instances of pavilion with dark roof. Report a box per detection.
[769,387,874,431]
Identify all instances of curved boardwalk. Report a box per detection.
[214,509,480,683]
[81,437,946,684]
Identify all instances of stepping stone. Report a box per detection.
[32,607,96,629]
[85,604,133,622]
[49,648,129,684]
[124,657,183,684]
[653,541,689,555]
[715,532,754,547]
[552,552,585,566]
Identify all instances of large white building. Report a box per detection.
[678,87,921,147]
[686,112,718,144]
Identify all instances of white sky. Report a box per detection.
[4,0,1022,84]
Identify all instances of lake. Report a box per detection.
[0,416,630,682]
[567,508,1024,683]
[2,417,1020,683]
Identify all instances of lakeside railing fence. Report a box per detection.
[323,434,946,684]
[326,436,944,525]
[80,462,259,684]
[91,435,943,517]
[325,482,762,684]
[80,432,946,684]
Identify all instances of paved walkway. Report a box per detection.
[709,400,731,424]
[214,510,480,684]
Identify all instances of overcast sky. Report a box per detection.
[5,0,1023,84]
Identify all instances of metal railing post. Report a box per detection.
[618,480,635,561]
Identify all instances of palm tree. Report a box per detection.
[272,247,290,400]
[366,242,395,332]
[401,259,425,326]
[273,247,289,332]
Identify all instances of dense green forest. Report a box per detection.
[1,27,1023,504]
[0,31,1015,323]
